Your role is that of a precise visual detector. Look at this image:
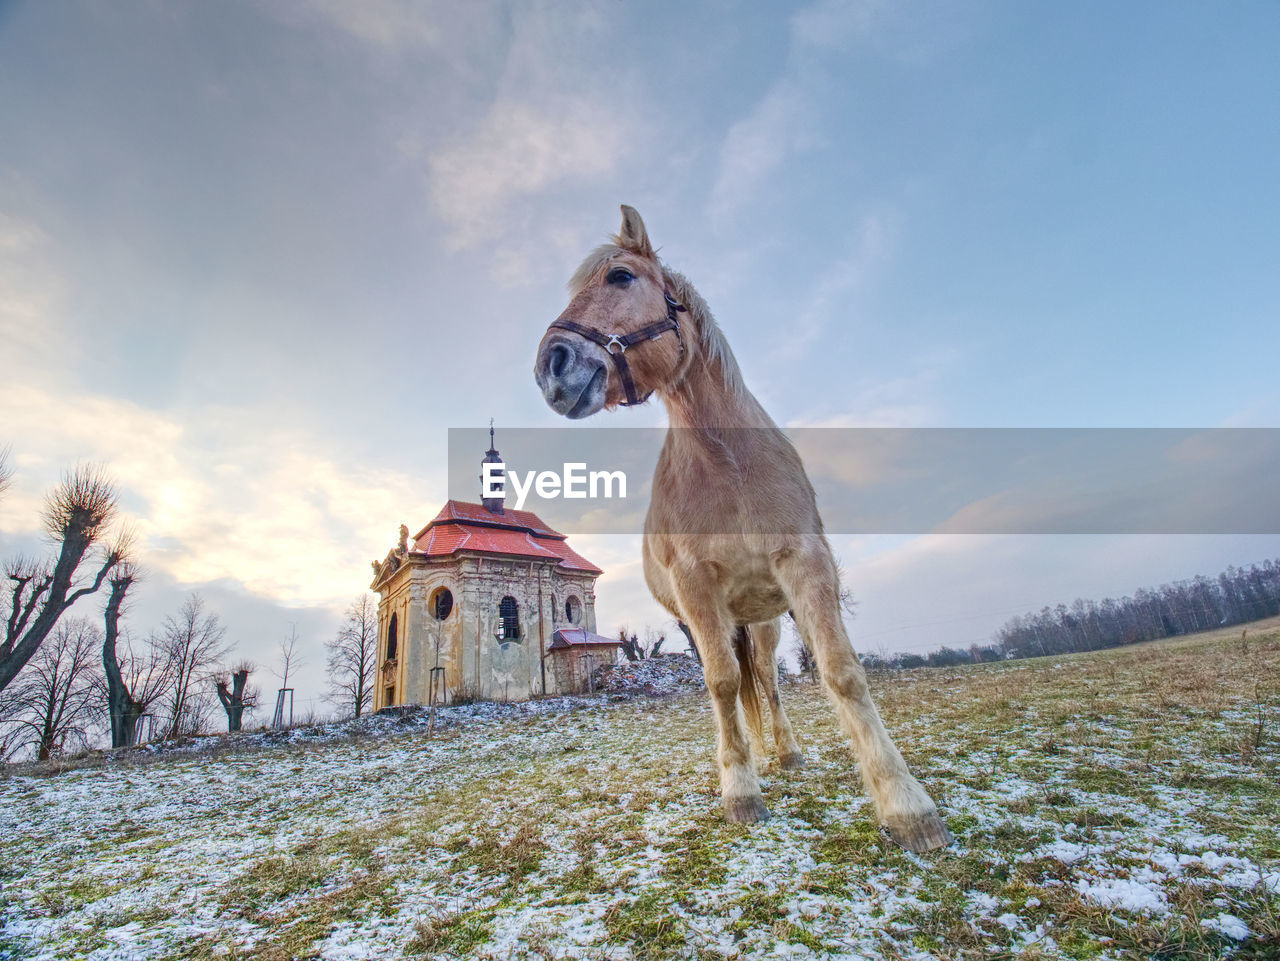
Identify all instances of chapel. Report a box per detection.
[369,431,619,707]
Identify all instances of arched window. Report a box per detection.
[431,588,453,621]
[386,612,399,660]
[565,596,582,625]
[498,596,521,641]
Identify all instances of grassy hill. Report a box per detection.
[2,622,1278,960]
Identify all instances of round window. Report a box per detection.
[431,588,453,621]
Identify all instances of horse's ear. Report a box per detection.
[617,205,654,257]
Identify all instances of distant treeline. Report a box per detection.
[862,558,1280,671]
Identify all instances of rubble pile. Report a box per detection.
[592,652,706,697]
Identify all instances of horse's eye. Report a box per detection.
[607,268,635,285]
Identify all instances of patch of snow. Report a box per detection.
[1200,912,1250,940]
[967,891,999,916]
[1075,876,1169,915]
[1032,839,1091,864]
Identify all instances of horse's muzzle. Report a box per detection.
[534,332,608,419]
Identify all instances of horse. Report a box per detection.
[533,206,951,853]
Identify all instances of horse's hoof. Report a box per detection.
[777,752,806,771]
[724,795,770,823]
[885,812,953,853]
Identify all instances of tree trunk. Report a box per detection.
[37,712,56,761]
[216,668,250,732]
[102,573,145,748]
[2,523,109,692]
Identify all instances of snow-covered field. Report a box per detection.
[2,629,1278,960]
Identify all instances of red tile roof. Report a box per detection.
[411,500,601,574]
[550,628,623,649]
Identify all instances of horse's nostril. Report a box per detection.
[548,343,571,378]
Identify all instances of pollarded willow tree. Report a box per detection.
[214,663,257,732]
[2,464,127,693]
[101,566,173,748]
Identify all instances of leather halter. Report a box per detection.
[548,292,688,406]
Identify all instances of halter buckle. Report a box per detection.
[604,334,627,355]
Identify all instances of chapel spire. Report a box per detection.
[480,418,505,514]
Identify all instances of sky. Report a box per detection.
[2,0,1279,713]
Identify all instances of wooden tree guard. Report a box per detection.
[272,688,294,729]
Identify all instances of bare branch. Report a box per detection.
[154,594,230,739]
[0,446,12,501]
[325,595,377,719]
[43,464,117,545]
[2,618,102,760]
[63,548,125,610]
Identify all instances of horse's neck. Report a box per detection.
[662,349,773,430]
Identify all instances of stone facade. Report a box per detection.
[370,544,601,707]
[369,436,607,708]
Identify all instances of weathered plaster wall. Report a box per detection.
[374,552,601,706]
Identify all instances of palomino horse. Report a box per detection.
[534,206,951,853]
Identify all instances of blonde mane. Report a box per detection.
[567,243,747,401]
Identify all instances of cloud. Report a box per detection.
[789,0,887,51]
[706,0,889,225]
[787,347,958,428]
[708,79,816,225]
[427,100,624,250]
[295,0,445,51]
[0,213,73,373]
[772,213,897,361]
[2,384,435,608]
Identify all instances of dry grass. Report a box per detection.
[2,621,1278,960]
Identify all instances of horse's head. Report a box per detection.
[535,206,688,418]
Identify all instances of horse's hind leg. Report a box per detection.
[675,568,768,823]
[769,540,951,853]
[750,619,805,770]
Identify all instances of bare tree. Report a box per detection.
[0,446,12,501]
[2,618,102,761]
[214,663,257,732]
[326,595,376,719]
[274,625,303,690]
[0,688,21,760]
[790,626,819,683]
[2,465,125,692]
[156,594,229,739]
[101,567,171,747]
[268,625,304,726]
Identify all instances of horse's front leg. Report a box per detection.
[675,566,768,823]
[770,540,951,853]
[749,619,805,770]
